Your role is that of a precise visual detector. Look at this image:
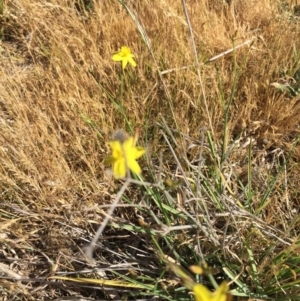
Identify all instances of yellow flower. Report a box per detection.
[193,282,230,301]
[112,46,137,70]
[105,136,145,179]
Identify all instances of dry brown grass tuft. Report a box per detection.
[1,0,300,299]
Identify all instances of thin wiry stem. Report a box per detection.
[84,179,130,264]
[119,0,181,135]
[180,0,214,135]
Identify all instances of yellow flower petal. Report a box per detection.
[128,56,137,67]
[112,53,123,62]
[112,46,137,69]
[133,146,146,159]
[127,158,142,175]
[122,137,134,150]
[193,282,229,301]
[113,157,126,179]
[106,135,145,179]
[109,140,121,149]
[212,282,228,301]
[122,58,128,70]
[109,140,122,158]
[193,284,212,301]
[120,46,131,54]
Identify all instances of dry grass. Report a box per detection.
[1,0,300,300]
